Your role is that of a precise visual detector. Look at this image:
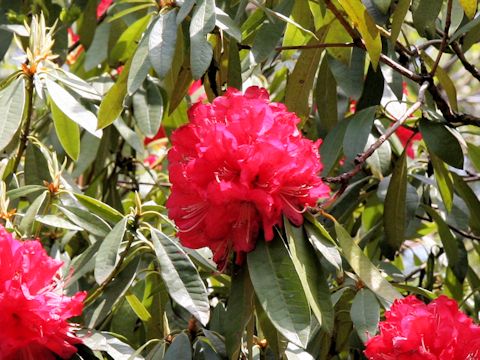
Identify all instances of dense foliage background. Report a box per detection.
[2,0,480,358]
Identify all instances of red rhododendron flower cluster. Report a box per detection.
[0,226,86,359]
[167,87,330,267]
[365,295,480,360]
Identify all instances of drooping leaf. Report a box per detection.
[337,0,382,68]
[350,289,380,342]
[133,81,164,137]
[286,219,334,333]
[343,106,377,162]
[94,217,129,284]
[190,0,216,79]
[0,76,25,151]
[412,0,443,37]
[335,222,401,305]
[164,333,192,360]
[151,229,210,325]
[149,9,178,79]
[430,152,454,212]
[383,151,407,256]
[459,0,478,19]
[35,214,83,231]
[128,18,155,95]
[247,237,311,347]
[73,193,124,223]
[50,97,80,160]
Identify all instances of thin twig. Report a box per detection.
[323,82,429,185]
[276,42,355,51]
[451,41,480,82]
[430,0,453,76]
[416,215,480,241]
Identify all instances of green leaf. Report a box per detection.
[110,13,152,63]
[422,205,459,266]
[215,7,242,42]
[412,0,443,37]
[73,193,124,223]
[6,185,44,200]
[315,56,338,131]
[334,222,401,305]
[285,219,334,333]
[343,106,377,162]
[177,0,196,24]
[390,0,410,43]
[459,0,478,18]
[337,0,382,68]
[50,97,80,160]
[94,217,128,284]
[164,333,192,360]
[35,214,83,231]
[430,152,454,212]
[467,142,480,172]
[113,117,144,154]
[383,151,407,255]
[125,291,152,321]
[128,18,155,95]
[133,81,163,137]
[419,119,463,169]
[97,58,132,129]
[451,173,480,235]
[247,237,311,347]
[284,27,328,121]
[320,119,349,176]
[0,76,25,151]
[151,229,210,325]
[282,0,314,59]
[108,3,154,22]
[304,220,342,271]
[19,191,47,236]
[149,9,178,79]
[45,78,101,137]
[57,205,111,237]
[190,0,216,79]
[84,22,111,71]
[350,289,380,342]
[251,0,294,64]
[225,267,254,360]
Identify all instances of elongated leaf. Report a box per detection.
[128,19,155,95]
[337,0,382,68]
[335,222,401,304]
[391,0,410,43]
[57,205,111,237]
[459,0,477,18]
[133,81,163,137]
[113,117,144,154]
[286,219,334,333]
[85,22,110,71]
[225,267,254,360]
[74,193,124,223]
[149,9,178,79]
[19,192,47,236]
[94,217,128,284]
[215,7,242,42]
[315,57,338,131]
[285,27,327,121]
[151,229,210,325]
[430,152,454,212]
[0,76,25,151]
[412,0,442,37]
[247,237,311,347]
[177,0,196,24]
[304,221,342,271]
[251,0,294,64]
[35,214,83,231]
[110,13,152,63]
[50,97,80,160]
[46,79,101,137]
[6,185,44,200]
[97,58,132,129]
[125,292,151,321]
[190,0,216,79]
[383,151,407,255]
[350,289,380,342]
[343,106,377,162]
[451,173,480,235]
[164,333,192,360]
[422,205,458,266]
[419,119,463,169]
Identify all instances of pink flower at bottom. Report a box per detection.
[166,87,330,267]
[364,295,480,360]
[0,226,86,359]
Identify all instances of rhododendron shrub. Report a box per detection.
[0,226,85,359]
[365,296,480,360]
[167,87,330,266]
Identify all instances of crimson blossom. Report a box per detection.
[364,295,480,360]
[167,86,330,267]
[0,225,86,359]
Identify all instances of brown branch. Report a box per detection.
[276,42,355,51]
[416,215,480,241]
[323,82,429,185]
[451,41,480,82]
[430,0,453,76]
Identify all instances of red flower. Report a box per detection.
[395,126,422,159]
[0,226,86,359]
[144,126,167,146]
[97,0,113,18]
[166,87,330,267]
[364,295,480,360]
